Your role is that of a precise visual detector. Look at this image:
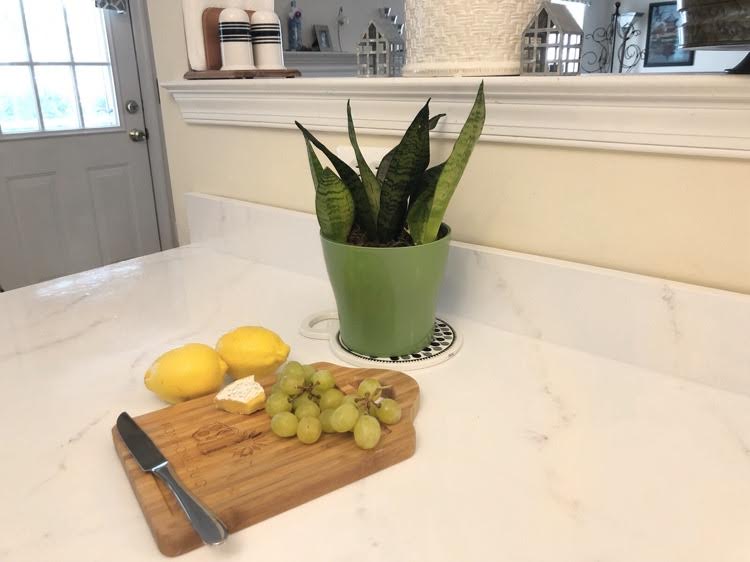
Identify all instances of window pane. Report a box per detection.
[35,66,80,131]
[0,0,29,62]
[76,65,118,128]
[23,0,71,62]
[64,0,109,62]
[0,66,40,134]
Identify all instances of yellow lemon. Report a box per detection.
[216,326,290,380]
[144,343,228,404]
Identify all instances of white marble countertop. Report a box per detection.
[2,244,750,562]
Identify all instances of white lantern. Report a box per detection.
[521,2,584,75]
[356,8,405,77]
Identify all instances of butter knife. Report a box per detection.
[116,412,228,546]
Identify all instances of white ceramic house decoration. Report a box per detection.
[219,7,255,70]
[356,8,405,77]
[521,2,583,75]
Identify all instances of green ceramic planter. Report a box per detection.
[320,225,451,357]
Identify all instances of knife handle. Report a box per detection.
[153,463,228,546]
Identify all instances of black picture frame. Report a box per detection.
[644,2,695,67]
[313,24,333,52]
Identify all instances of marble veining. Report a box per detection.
[661,285,682,341]
[0,316,116,362]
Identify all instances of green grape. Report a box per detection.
[319,388,344,411]
[319,409,336,433]
[270,381,281,394]
[353,415,381,449]
[279,373,305,395]
[297,416,322,444]
[282,361,305,378]
[271,412,298,437]
[357,378,381,397]
[331,403,360,432]
[311,370,335,394]
[295,401,321,419]
[302,364,317,383]
[265,392,292,416]
[375,398,402,425]
[341,394,359,406]
[293,393,316,410]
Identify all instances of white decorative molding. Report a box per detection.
[162,74,750,158]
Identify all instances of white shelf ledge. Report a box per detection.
[162,74,750,159]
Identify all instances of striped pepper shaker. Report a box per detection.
[251,11,285,70]
[219,8,255,70]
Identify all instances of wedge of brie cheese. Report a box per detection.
[214,376,266,415]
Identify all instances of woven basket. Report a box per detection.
[403,0,540,76]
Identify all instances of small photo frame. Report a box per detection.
[644,1,695,67]
[314,24,334,51]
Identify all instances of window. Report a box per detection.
[0,0,119,135]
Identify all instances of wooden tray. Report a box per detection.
[112,362,419,556]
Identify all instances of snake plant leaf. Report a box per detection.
[347,101,381,228]
[407,163,445,245]
[376,147,395,184]
[419,82,486,244]
[301,134,354,241]
[377,100,431,242]
[295,121,378,239]
[316,167,355,242]
[376,113,446,184]
[429,113,447,130]
[301,134,324,192]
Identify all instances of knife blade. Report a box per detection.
[116,412,228,546]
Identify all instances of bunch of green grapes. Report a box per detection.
[265,361,402,449]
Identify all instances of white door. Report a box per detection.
[0,0,161,291]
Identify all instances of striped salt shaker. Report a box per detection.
[250,11,285,70]
[219,8,255,70]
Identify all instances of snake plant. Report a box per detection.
[296,82,485,246]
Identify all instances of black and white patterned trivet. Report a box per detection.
[334,318,461,368]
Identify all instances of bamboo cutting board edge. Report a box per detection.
[112,362,420,557]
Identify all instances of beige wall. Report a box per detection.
[146,0,750,295]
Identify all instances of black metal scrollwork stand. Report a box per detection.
[581,1,644,73]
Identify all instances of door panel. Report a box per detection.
[90,164,140,263]
[0,1,161,290]
[5,173,67,284]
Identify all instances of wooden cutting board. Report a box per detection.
[112,362,419,557]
